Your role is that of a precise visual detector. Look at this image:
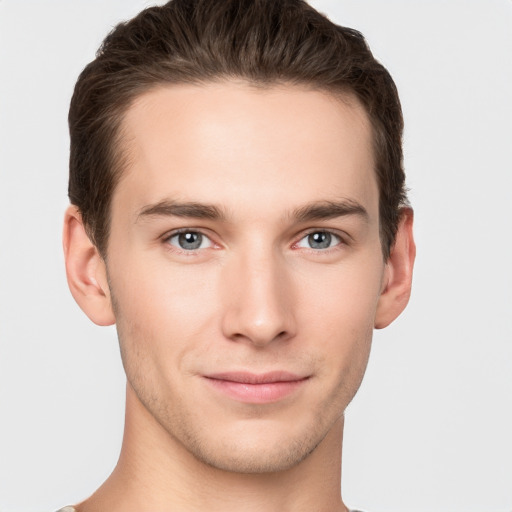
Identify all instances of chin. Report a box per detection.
[190,437,321,474]
[172,416,332,474]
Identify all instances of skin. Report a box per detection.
[63,82,415,512]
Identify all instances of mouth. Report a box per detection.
[203,371,310,404]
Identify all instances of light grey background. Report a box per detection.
[0,1,511,511]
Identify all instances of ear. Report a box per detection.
[63,205,115,326]
[375,208,416,329]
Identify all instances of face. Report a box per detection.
[105,82,386,472]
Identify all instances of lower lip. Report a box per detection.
[204,378,308,404]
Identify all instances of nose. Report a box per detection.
[220,249,296,347]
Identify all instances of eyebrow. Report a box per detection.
[136,198,368,224]
[291,199,369,223]
[136,200,226,222]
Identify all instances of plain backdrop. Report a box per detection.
[0,1,511,511]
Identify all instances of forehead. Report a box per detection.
[114,81,378,221]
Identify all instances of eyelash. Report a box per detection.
[161,228,348,255]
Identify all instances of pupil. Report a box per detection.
[309,232,331,249]
[178,232,202,250]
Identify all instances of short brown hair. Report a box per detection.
[69,0,407,258]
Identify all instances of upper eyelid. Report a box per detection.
[294,227,349,244]
[162,227,213,241]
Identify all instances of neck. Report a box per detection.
[78,384,348,512]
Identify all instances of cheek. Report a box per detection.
[297,251,383,375]
[112,251,218,323]
[108,256,220,378]
[299,251,384,332]
[110,255,240,388]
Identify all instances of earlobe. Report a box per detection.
[63,205,116,326]
[375,208,416,329]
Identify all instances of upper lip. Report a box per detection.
[204,371,308,384]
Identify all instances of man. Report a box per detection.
[61,0,415,510]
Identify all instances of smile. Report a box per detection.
[203,371,310,404]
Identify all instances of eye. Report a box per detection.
[166,231,213,251]
[296,231,342,250]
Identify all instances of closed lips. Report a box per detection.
[203,372,310,403]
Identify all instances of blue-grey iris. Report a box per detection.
[178,232,203,250]
[308,232,331,249]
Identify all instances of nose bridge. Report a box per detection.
[221,239,295,346]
